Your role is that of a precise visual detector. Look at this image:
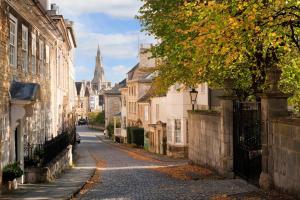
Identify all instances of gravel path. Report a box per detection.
[76,126,258,200]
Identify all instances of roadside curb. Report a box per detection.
[96,136,187,164]
[66,145,97,200]
[67,167,96,200]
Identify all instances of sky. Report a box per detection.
[51,0,154,84]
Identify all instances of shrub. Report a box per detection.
[2,163,23,182]
[106,123,114,138]
[127,127,144,147]
[127,127,132,144]
[88,112,105,125]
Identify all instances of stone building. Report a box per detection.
[75,81,90,121]
[126,44,156,127]
[119,82,128,142]
[104,80,126,128]
[143,84,211,158]
[0,0,76,188]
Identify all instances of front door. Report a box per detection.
[14,124,22,163]
[15,127,19,162]
[233,101,262,184]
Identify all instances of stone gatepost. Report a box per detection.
[259,92,290,189]
[259,68,290,190]
[219,96,235,177]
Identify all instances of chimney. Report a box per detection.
[39,0,51,11]
[48,3,60,15]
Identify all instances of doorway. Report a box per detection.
[233,101,262,184]
[14,125,21,163]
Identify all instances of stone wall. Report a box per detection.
[167,145,188,158]
[188,97,234,176]
[270,118,300,197]
[25,145,72,183]
[188,111,223,171]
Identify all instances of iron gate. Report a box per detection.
[233,101,262,183]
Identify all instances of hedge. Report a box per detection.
[127,127,144,147]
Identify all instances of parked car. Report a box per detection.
[76,133,81,144]
[78,119,87,126]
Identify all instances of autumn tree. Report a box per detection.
[138,0,300,107]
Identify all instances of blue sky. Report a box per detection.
[52,0,154,84]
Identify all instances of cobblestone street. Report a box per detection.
[75,126,258,200]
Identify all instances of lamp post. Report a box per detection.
[190,88,198,111]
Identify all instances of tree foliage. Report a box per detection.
[138,0,300,104]
[88,112,105,125]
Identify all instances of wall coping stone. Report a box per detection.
[271,117,300,126]
[188,110,221,116]
[259,92,292,99]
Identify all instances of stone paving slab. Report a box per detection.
[0,129,96,200]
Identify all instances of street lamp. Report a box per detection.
[190,88,198,111]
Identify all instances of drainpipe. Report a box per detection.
[208,88,212,110]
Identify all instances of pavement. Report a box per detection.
[0,126,96,200]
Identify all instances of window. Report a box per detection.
[123,117,127,129]
[45,45,50,76]
[31,33,37,74]
[0,115,9,141]
[9,14,17,67]
[134,86,136,96]
[123,96,126,107]
[22,25,29,72]
[200,83,205,93]
[144,105,149,121]
[175,119,182,143]
[39,40,44,75]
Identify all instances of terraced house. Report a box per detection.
[0,0,76,189]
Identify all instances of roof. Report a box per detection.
[119,79,127,88]
[105,86,121,95]
[113,112,121,117]
[75,82,82,96]
[10,82,40,101]
[137,81,166,103]
[104,79,128,95]
[137,92,152,103]
[127,63,139,80]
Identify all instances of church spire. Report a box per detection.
[92,45,105,89]
[97,45,101,58]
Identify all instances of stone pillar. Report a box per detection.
[259,67,291,189]
[219,96,234,177]
[259,92,290,190]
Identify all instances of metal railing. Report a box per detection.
[24,130,76,167]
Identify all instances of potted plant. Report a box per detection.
[2,163,23,191]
